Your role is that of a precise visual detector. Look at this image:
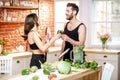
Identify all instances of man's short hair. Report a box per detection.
[67,3,79,15]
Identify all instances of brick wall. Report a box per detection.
[0,0,54,51]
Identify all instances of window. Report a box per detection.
[54,0,79,46]
[92,0,120,45]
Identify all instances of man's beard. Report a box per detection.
[66,13,73,20]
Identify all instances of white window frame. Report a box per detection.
[90,0,120,49]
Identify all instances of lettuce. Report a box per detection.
[57,61,71,74]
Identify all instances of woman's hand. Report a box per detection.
[54,34,61,40]
[58,56,63,61]
[45,49,49,53]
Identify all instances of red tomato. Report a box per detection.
[48,74,57,80]
[48,75,53,80]
[52,74,57,78]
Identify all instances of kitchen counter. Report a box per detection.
[0,47,61,76]
[0,66,102,80]
[84,48,120,54]
[7,47,61,59]
[84,48,120,80]
[48,47,61,53]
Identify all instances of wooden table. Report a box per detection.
[57,66,102,80]
[0,66,102,80]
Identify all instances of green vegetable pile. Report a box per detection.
[82,60,98,70]
[21,60,98,78]
[56,59,98,74]
[43,62,55,75]
[64,59,80,69]
[64,59,81,72]
[21,66,38,75]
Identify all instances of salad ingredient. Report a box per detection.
[82,61,98,70]
[89,61,98,69]
[48,74,57,80]
[21,69,30,75]
[43,68,50,75]
[42,62,55,75]
[57,61,71,74]
[31,75,39,80]
[43,62,55,72]
[30,66,38,73]
[64,59,72,65]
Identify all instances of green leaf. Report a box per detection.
[0,40,4,45]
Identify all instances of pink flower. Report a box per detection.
[97,32,110,44]
[97,32,110,39]
[97,32,110,49]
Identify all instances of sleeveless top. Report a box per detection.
[63,22,85,61]
[29,37,42,50]
[29,30,42,50]
[29,43,39,50]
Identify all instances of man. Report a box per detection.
[60,3,86,61]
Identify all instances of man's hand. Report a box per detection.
[61,34,69,41]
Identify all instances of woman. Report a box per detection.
[24,13,60,68]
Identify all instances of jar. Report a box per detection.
[0,1,3,6]
[73,46,85,64]
[13,0,18,6]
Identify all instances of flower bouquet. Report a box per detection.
[98,33,110,50]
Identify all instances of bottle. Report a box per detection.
[9,0,13,6]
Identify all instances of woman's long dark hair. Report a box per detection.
[24,13,39,40]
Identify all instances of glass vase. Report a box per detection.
[100,38,107,50]
[102,43,106,50]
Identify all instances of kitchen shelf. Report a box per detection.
[0,6,38,10]
[0,6,38,22]
[0,21,24,25]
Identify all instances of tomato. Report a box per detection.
[48,75,53,80]
[52,74,57,78]
[48,74,57,80]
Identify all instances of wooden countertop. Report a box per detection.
[57,66,102,80]
[0,66,102,80]
[84,48,120,54]
[6,47,61,59]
